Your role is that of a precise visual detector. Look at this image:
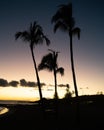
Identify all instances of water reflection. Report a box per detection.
[0,107,9,115]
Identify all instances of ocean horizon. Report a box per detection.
[0,99,40,116]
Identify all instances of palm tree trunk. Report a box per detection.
[30,45,47,118]
[54,69,58,98]
[30,45,43,101]
[53,68,59,120]
[69,32,78,97]
[69,32,80,127]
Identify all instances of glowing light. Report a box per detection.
[0,107,9,115]
[0,86,39,101]
[0,86,67,101]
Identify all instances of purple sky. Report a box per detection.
[0,0,104,96]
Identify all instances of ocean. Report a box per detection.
[0,100,38,116]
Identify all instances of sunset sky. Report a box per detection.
[0,0,104,101]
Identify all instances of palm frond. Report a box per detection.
[51,10,61,23]
[41,53,53,63]
[33,21,37,29]
[15,32,22,40]
[15,31,30,42]
[29,22,33,33]
[38,53,54,72]
[35,23,43,32]
[52,2,75,33]
[53,21,67,33]
[56,67,64,76]
[38,63,52,71]
[31,22,50,46]
[72,27,81,39]
[43,35,50,46]
[15,21,50,48]
[58,3,72,18]
[29,21,40,34]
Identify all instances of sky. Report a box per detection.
[0,0,104,101]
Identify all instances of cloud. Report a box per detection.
[27,81,37,87]
[20,79,27,86]
[26,81,46,87]
[58,84,70,88]
[19,79,46,87]
[0,78,8,87]
[9,80,19,87]
[20,79,37,87]
[40,83,46,87]
[0,78,67,88]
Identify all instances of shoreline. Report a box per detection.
[0,100,39,118]
[0,95,104,129]
[0,107,9,115]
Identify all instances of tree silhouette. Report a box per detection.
[64,84,73,99]
[15,21,50,102]
[38,49,64,99]
[51,2,81,97]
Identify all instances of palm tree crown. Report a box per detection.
[15,21,50,48]
[38,49,64,99]
[15,21,50,101]
[51,3,80,38]
[51,2,81,97]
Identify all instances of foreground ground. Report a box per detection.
[0,95,104,130]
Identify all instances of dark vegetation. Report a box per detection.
[0,95,104,129]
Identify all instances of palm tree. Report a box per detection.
[38,49,64,99]
[15,21,50,102]
[51,2,81,97]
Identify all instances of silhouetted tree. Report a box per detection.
[51,2,81,97]
[64,84,73,99]
[15,21,50,102]
[38,49,64,99]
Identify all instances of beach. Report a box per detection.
[0,95,104,130]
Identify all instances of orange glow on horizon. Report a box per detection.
[0,87,39,101]
[0,86,67,101]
